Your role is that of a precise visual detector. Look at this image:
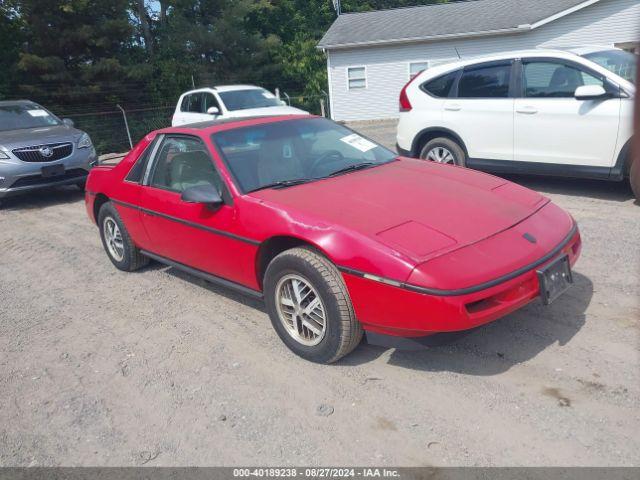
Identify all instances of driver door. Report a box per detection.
[138,134,256,286]
[514,59,621,167]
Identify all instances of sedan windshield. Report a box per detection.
[0,104,61,131]
[583,49,637,83]
[212,117,397,193]
[218,89,283,111]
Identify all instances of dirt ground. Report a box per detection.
[1,121,639,467]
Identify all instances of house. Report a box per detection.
[318,0,639,122]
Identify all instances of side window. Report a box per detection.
[181,93,204,113]
[202,93,220,113]
[180,95,191,112]
[347,67,366,90]
[126,138,157,183]
[459,63,511,98]
[148,136,223,194]
[422,70,458,98]
[523,61,605,98]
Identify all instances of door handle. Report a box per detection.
[516,106,538,114]
[444,104,462,111]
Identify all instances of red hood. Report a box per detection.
[250,159,548,262]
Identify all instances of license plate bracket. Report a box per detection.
[41,164,65,178]
[537,255,573,305]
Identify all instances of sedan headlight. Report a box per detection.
[78,133,93,149]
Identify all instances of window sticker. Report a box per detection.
[340,134,377,153]
[27,109,48,117]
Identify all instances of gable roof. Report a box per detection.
[318,0,601,50]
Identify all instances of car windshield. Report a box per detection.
[583,49,637,83]
[212,117,397,193]
[218,89,283,111]
[0,104,61,131]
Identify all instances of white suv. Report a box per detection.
[396,47,636,193]
[172,85,308,126]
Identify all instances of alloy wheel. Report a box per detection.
[103,217,125,262]
[275,274,327,346]
[426,146,455,164]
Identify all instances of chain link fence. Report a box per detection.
[62,93,329,157]
[62,105,174,155]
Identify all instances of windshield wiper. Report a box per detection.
[248,178,314,193]
[325,162,377,178]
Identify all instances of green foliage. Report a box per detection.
[2,0,449,112]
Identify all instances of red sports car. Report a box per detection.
[85,115,581,363]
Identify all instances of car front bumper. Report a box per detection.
[342,226,582,342]
[0,147,97,198]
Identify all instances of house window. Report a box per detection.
[409,61,429,79]
[347,67,366,90]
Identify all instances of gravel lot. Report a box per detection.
[1,120,639,467]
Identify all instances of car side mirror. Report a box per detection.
[62,118,75,127]
[207,106,220,116]
[575,85,608,100]
[278,100,287,107]
[181,184,223,208]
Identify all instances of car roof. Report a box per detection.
[180,85,264,96]
[418,47,616,78]
[555,45,623,56]
[159,115,319,135]
[0,99,39,107]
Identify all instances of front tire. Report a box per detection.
[630,158,640,202]
[264,247,363,364]
[420,137,466,167]
[98,201,149,272]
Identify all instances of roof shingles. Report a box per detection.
[318,0,597,49]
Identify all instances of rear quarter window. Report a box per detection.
[125,138,157,183]
[421,70,459,98]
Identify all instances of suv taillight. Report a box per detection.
[399,75,419,112]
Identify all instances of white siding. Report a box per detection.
[327,0,640,121]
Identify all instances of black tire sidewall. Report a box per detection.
[420,138,466,167]
[98,202,134,271]
[264,251,348,364]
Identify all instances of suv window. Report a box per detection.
[523,61,605,98]
[202,92,220,113]
[181,93,205,113]
[148,136,223,193]
[422,70,458,98]
[459,63,511,98]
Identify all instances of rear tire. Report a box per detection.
[264,247,363,364]
[98,201,149,272]
[631,158,640,202]
[420,137,466,167]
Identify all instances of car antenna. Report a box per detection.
[454,47,461,59]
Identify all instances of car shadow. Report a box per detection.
[338,271,593,375]
[147,256,592,375]
[158,265,266,312]
[501,174,635,203]
[0,186,85,211]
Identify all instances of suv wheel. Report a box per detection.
[420,137,466,167]
[631,158,640,202]
[98,201,149,271]
[264,247,363,364]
